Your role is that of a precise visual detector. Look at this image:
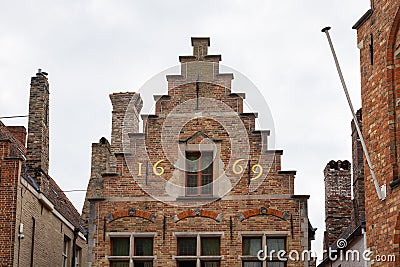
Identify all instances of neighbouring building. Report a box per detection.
[318,110,367,267]
[0,70,87,266]
[353,0,400,265]
[82,37,315,267]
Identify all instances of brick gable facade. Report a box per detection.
[83,37,315,267]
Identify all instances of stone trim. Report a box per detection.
[352,9,373,30]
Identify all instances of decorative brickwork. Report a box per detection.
[238,207,290,222]
[106,208,156,223]
[173,209,222,222]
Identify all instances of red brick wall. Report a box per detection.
[355,1,400,265]
[0,140,20,266]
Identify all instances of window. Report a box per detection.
[135,238,153,256]
[186,151,213,196]
[178,237,197,256]
[243,237,262,256]
[75,246,82,267]
[109,234,155,267]
[176,233,221,267]
[63,236,70,267]
[111,238,130,256]
[242,237,262,267]
[241,236,286,267]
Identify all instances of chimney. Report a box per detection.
[192,37,210,60]
[323,160,352,249]
[26,69,50,175]
[351,109,365,228]
[109,92,143,154]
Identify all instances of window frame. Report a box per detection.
[108,232,156,267]
[62,236,70,267]
[174,232,223,267]
[75,246,82,267]
[185,151,214,197]
[240,233,287,267]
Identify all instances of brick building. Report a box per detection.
[353,0,400,265]
[0,70,87,266]
[318,110,367,267]
[82,37,315,267]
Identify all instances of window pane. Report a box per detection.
[267,238,285,255]
[111,238,130,256]
[187,175,198,187]
[201,237,220,255]
[201,175,213,195]
[63,238,69,254]
[201,261,220,267]
[135,238,153,256]
[178,237,197,255]
[201,153,213,174]
[110,262,130,267]
[243,262,262,267]
[267,263,285,267]
[178,261,197,267]
[187,175,198,195]
[187,153,200,173]
[243,237,262,255]
[134,262,153,267]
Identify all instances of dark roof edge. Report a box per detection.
[352,9,373,30]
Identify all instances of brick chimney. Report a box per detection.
[109,92,143,154]
[26,69,50,175]
[351,109,365,228]
[323,160,352,249]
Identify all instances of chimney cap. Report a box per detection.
[36,69,48,77]
[191,37,210,47]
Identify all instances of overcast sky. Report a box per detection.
[0,0,371,263]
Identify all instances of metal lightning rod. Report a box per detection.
[321,26,385,200]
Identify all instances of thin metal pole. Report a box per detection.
[321,26,384,200]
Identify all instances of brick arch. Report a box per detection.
[105,208,156,223]
[238,207,290,222]
[173,208,222,222]
[386,4,400,182]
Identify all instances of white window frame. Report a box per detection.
[107,232,157,267]
[75,246,81,267]
[62,236,70,267]
[173,232,224,267]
